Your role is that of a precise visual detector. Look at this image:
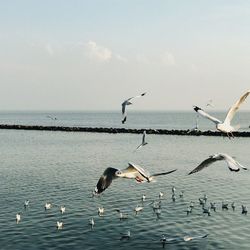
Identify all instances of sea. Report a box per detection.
[1,111,250,250]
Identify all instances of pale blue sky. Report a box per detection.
[1,1,250,110]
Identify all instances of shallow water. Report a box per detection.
[1,112,250,249]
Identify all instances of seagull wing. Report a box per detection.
[188,155,224,175]
[224,91,250,125]
[151,169,177,177]
[126,162,150,180]
[94,167,118,194]
[121,102,127,115]
[135,144,143,151]
[193,106,222,124]
[222,154,240,172]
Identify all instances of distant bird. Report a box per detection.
[121,92,146,124]
[172,194,176,202]
[44,203,52,210]
[193,90,250,138]
[206,99,214,108]
[141,194,146,202]
[231,202,236,211]
[160,234,167,248]
[60,206,65,214]
[93,162,177,194]
[210,202,216,212]
[202,207,211,216]
[24,200,30,209]
[222,202,229,210]
[56,221,63,230]
[242,205,247,215]
[183,234,209,242]
[89,218,95,228]
[135,131,148,151]
[116,210,128,220]
[16,213,21,224]
[179,191,184,198]
[172,186,176,194]
[120,230,131,240]
[186,207,192,216]
[159,192,164,199]
[134,205,143,215]
[190,201,194,209]
[98,207,104,216]
[188,153,247,175]
[199,198,205,206]
[46,115,57,120]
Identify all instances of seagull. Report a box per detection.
[93,162,177,194]
[231,202,236,211]
[60,206,65,214]
[210,202,216,212]
[242,205,247,215]
[188,153,247,175]
[193,90,250,138]
[116,210,128,220]
[16,213,21,224]
[183,234,208,242]
[159,192,164,199]
[56,221,63,230]
[46,115,57,120]
[222,202,229,210]
[89,218,95,228]
[202,207,211,216]
[186,207,192,215]
[98,207,104,216]
[172,186,176,194]
[121,92,146,124]
[120,230,131,240]
[135,131,148,151]
[24,200,30,209]
[134,205,143,215]
[206,99,214,108]
[44,203,52,210]
[141,194,146,202]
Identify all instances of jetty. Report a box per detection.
[0,124,250,137]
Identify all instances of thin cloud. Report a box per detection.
[86,41,112,62]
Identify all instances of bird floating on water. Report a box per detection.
[45,203,52,210]
[121,92,146,124]
[188,153,247,175]
[193,90,250,138]
[98,207,104,216]
[93,162,177,194]
[120,230,131,240]
[60,206,65,214]
[16,213,21,224]
[134,205,143,215]
[57,221,63,230]
[24,200,30,208]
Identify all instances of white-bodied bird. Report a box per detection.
[188,153,247,175]
[193,90,250,137]
[93,162,177,194]
[121,92,146,124]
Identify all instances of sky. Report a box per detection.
[1,0,250,111]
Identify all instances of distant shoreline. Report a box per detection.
[0,124,250,137]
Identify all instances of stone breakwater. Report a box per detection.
[0,124,250,137]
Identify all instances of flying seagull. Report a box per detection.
[188,153,247,175]
[135,131,148,151]
[121,92,146,123]
[193,90,250,137]
[93,162,177,194]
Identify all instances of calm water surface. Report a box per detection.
[1,112,250,249]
